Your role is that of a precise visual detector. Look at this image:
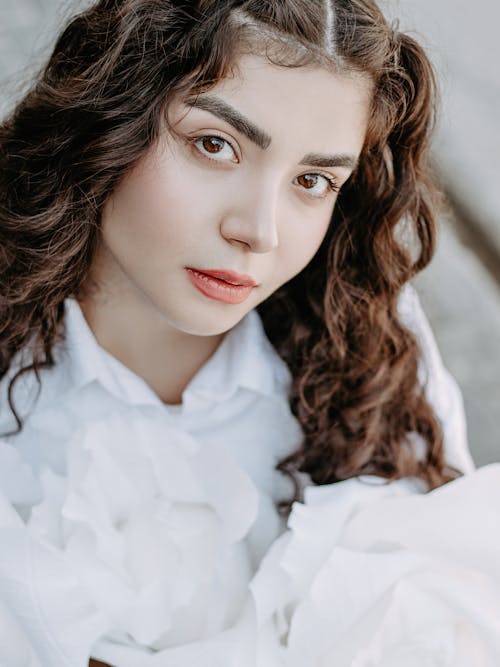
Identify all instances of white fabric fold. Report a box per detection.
[26,410,260,652]
[250,464,500,666]
[0,399,274,665]
[0,525,111,667]
[0,596,44,667]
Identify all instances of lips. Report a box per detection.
[185,268,256,305]
[187,268,257,287]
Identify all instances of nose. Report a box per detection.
[219,178,280,253]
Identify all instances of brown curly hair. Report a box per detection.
[0,0,461,515]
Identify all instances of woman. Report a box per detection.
[0,0,480,665]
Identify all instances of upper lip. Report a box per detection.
[187,268,257,287]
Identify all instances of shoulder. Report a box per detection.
[0,344,39,436]
[397,283,476,474]
[396,282,455,396]
[0,304,73,437]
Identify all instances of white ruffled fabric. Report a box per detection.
[0,407,275,666]
[4,420,499,667]
[250,464,500,666]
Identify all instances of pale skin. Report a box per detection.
[79,54,371,406]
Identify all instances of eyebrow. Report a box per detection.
[185,94,359,172]
[299,152,358,171]
[186,94,272,149]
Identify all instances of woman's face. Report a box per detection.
[92,54,371,336]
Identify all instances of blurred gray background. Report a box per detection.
[1,0,498,466]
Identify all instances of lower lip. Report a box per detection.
[185,268,255,304]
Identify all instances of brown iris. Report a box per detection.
[201,136,225,153]
[297,174,318,189]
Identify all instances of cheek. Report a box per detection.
[103,164,213,251]
[274,216,332,283]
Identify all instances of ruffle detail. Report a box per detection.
[250,466,500,666]
[0,404,268,665]
[3,417,500,666]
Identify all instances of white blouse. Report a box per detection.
[0,284,476,666]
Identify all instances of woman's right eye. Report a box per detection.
[192,136,238,163]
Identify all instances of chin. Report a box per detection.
[164,306,246,338]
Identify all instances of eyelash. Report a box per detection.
[189,134,340,198]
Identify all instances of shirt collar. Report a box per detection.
[50,298,291,411]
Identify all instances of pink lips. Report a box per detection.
[185,268,257,304]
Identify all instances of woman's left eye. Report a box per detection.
[192,135,238,162]
[295,173,340,198]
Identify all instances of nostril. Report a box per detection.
[220,206,280,253]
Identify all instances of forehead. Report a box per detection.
[177,54,372,166]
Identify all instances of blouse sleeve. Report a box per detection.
[397,282,476,474]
